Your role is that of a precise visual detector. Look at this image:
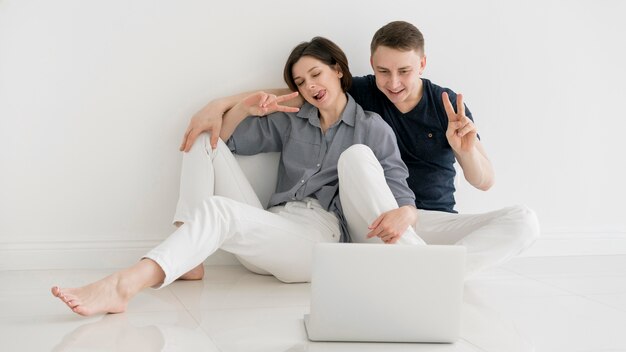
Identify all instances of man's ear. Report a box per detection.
[419,55,427,75]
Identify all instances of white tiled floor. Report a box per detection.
[2,255,626,351]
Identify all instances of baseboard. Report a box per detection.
[1,232,625,271]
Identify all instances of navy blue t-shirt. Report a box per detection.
[348,75,475,213]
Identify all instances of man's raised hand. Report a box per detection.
[443,92,478,153]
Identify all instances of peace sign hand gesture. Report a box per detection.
[443,92,478,153]
[242,91,300,117]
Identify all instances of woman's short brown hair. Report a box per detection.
[370,21,425,54]
[283,37,352,92]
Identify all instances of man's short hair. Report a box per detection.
[370,21,425,54]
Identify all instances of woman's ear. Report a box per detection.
[335,64,344,78]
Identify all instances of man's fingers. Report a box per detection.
[442,92,457,121]
[456,93,465,117]
[447,120,462,130]
[457,123,477,138]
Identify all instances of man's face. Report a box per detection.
[370,46,426,106]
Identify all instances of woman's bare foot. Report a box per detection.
[51,259,165,316]
[51,274,131,316]
[179,264,204,280]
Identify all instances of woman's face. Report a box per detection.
[291,56,343,110]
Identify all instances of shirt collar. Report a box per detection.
[296,93,357,128]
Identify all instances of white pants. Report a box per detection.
[144,136,416,287]
[339,144,540,277]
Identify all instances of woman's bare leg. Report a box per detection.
[51,258,165,316]
[178,263,204,280]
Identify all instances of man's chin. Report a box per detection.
[385,92,405,103]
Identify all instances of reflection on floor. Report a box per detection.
[1,254,626,351]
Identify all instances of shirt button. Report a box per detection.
[301,180,305,183]
[316,164,320,167]
[428,133,433,138]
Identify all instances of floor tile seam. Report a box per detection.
[165,286,196,313]
[182,304,311,316]
[497,269,626,280]
[460,337,490,352]
[527,274,626,296]
[187,306,309,351]
[496,270,600,298]
[178,297,223,349]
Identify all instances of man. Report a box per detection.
[180,21,539,276]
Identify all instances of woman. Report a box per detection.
[51,37,425,316]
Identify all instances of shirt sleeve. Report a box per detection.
[364,113,416,207]
[226,112,292,155]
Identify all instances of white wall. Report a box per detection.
[1,0,625,266]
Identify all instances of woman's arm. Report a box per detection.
[220,91,299,141]
[180,89,303,152]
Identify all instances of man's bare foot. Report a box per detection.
[179,264,204,280]
[51,273,132,316]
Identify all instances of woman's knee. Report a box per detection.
[187,132,228,156]
[338,144,376,173]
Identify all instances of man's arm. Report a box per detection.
[442,92,495,191]
[454,140,495,191]
[180,88,303,152]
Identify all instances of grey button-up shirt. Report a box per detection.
[227,94,415,242]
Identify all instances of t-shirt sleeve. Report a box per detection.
[348,75,377,111]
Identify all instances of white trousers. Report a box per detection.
[144,135,418,287]
[145,136,337,286]
[339,145,540,277]
[145,134,539,286]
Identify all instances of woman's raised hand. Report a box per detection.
[242,91,300,116]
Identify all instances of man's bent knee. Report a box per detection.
[508,204,541,248]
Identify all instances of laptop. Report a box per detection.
[304,243,466,343]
